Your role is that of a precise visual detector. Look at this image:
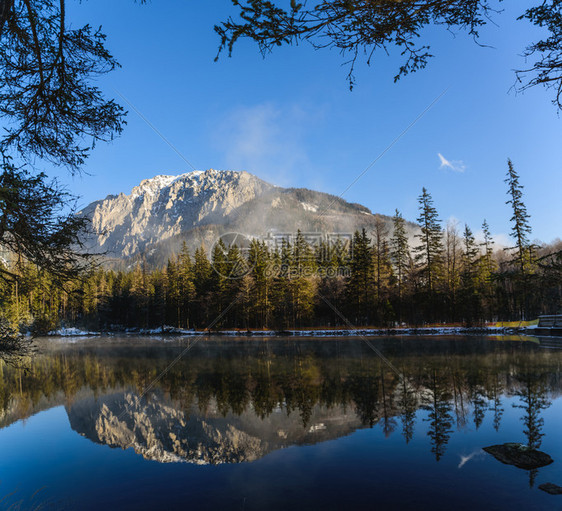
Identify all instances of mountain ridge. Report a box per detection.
[79,169,418,266]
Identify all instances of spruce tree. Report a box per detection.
[372,217,394,324]
[166,258,180,327]
[346,229,374,325]
[460,224,480,324]
[151,269,167,330]
[504,159,534,318]
[178,243,195,328]
[273,238,293,328]
[291,231,317,327]
[224,244,245,326]
[479,220,495,277]
[130,263,150,328]
[444,220,461,321]
[209,239,229,324]
[248,239,272,328]
[477,219,496,320]
[414,188,444,295]
[391,209,410,323]
[505,159,533,274]
[372,216,390,301]
[462,225,479,270]
[193,246,212,327]
[315,238,348,327]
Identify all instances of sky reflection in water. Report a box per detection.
[0,335,561,510]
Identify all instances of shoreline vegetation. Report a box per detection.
[3,165,561,339]
[47,324,540,338]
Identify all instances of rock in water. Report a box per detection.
[483,443,553,470]
[539,483,562,495]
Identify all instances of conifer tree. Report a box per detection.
[479,220,495,276]
[248,239,272,328]
[96,270,112,330]
[178,243,195,328]
[130,263,151,328]
[150,269,167,329]
[462,225,479,272]
[460,224,480,324]
[289,231,317,327]
[237,274,254,329]
[209,239,230,325]
[315,238,347,326]
[444,220,461,321]
[218,244,240,326]
[372,216,390,301]
[193,246,212,327]
[346,229,374,325]
[7,175,562,331]
[166,258,180,327]
[414,188,444,295]
[391,209,410,323]
[505,159,535,318]
[505,159,533,274]
[372,218,394,324]
[273,238,293,328]
[478,219,496,319]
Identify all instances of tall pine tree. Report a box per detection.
[414,188,444,295]
[505,159,533,274]
[347,229,374,325]
[504,159,534,318]
[391,209,410,323]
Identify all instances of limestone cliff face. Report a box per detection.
[79,169,273,258]
[66,391,364,464]
[78,168,419,264]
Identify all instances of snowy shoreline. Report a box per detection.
[47,325,537,338]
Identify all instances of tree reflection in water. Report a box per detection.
[423,368,454,461]
[399,376,417,444]
[0,337,558,464]
[513,370,552,486]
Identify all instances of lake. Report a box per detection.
[1,335,561,510]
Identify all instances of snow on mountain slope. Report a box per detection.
[79,168,418,264]
[79,169,273,258]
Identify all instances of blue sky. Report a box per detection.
[57,1,561,243]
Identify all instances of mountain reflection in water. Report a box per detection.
[0,336,558,468]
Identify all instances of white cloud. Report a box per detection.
[438,153,466,173]
[458,450,485,469]
[212,103,318,186]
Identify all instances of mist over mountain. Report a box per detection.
[79,169,418,266]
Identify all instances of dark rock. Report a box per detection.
[483,443,554,470]
[539,483,562,495]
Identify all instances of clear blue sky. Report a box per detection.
[58,1,562,244]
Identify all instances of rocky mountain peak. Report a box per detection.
[78,168,417,266]
[66,391,364,465]
[79,169,273,259]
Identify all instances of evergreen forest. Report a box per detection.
[2,164,561,333]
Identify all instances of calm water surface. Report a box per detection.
[1,335,562,510]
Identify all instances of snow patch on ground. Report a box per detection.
[301,202,318,213]
[130,171,204,199]
[48,327,101,337]
[135,326,198,335]
[46,325,540,339]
